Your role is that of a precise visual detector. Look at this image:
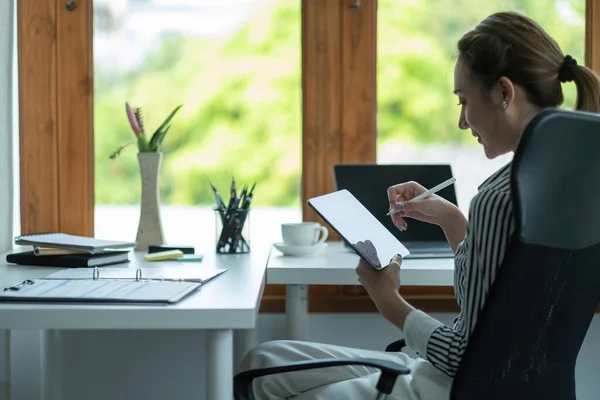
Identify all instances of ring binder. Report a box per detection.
[0,268,228,304]
[4,280,35,292]
[2,267,191,291]
[36,267,164,283]
[91,267,142,282]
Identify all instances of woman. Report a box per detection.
[238,11,600,399]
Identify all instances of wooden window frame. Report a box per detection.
[18,0,600,314]
[587,0,600,71]
[18,0,94,237]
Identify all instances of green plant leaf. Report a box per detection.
[149,105,182,150]
[150,124,171,152]
[156,124,171,150]
[109,140,136,159]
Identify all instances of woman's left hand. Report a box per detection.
[354,240,403,311]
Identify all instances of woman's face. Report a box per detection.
[453,57,515,159]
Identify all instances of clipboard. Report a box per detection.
[307,189,410,270]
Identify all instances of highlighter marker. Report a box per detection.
[144,250,184,262]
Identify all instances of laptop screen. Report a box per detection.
[333,164,458,243]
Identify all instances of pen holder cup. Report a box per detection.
[214,208,251,254]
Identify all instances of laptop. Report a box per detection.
[333,164,457,259]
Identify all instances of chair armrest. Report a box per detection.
[234,357,410,400]
[385,339,406,352]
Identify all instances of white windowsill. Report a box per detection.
[95,205,301,253]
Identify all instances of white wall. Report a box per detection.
[0,0,16,399]
[0,2,15,399]
[0,0,14,253]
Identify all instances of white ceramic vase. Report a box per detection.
[135,152,165,251]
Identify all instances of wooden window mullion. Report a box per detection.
[301,0,377,304]
[301,0,344,222]
[340,0,377,164]
[56,0,94,236]
[18,0,60,235]
[586,0,600,73]
[18,0,93,237]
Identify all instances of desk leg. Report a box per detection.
[1,329,10,400]
[206,329,233,400]
[234,329,256,368]
[40,330,62,400]
[286,284,308,341]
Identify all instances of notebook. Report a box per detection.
[14,233,136,254]
[308,189,410,270]
[6,251,130,268]
[34,247,89,256]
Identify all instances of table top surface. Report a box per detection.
[0,246,269,330]
[266,241,455,286]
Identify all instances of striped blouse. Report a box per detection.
[403,162,515,378]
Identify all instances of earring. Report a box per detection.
[502,101,508,109]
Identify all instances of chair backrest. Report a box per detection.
[450,108,600,400]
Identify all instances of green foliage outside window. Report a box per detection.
[94,0,583,207]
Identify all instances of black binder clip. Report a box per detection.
[4,279,35,291]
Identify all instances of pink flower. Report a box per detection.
[125,102,141,136]
[134,107,145,133]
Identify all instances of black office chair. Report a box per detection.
[234,108,600,400]
[449,108,600,399]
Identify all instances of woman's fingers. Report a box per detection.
[393,209,437,229]
[387,185,411,209]
[387,181,426,208]
[391,214,407,230]
[389,254,402,268]
[391,197,443,226]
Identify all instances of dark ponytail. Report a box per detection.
[571,66,600,113]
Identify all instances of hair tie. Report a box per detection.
[558,55,577,83]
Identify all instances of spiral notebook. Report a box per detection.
[14,233,136,254]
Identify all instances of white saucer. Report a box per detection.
[273,242,328,257]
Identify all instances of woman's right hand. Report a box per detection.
[387,181,457,230]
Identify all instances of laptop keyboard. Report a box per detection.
[403,241,454,258]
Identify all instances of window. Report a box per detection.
[17,0,600,312]
[93,0,302,248]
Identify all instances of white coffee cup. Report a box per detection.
[281,222,329,247]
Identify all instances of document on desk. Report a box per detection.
[0,279,202,304]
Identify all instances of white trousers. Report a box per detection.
[238,340,453,399]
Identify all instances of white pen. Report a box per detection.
[386,177,456,216]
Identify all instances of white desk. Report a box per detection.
[0,247,269,400]
[266,241,455,340]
